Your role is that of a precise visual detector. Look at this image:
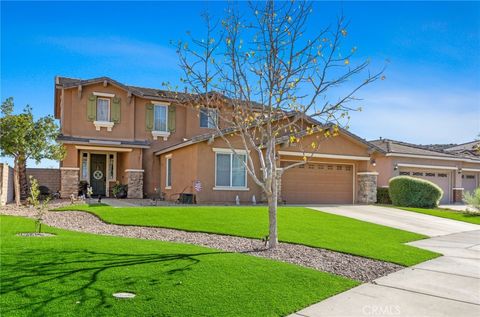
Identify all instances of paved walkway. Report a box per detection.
[291,206,480,317]
[309,205,479,237]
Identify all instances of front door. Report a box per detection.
[90,154,106,197]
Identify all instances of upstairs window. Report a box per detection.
[96,98,110,122]
[154,104,168,132]
[200,108,218,128]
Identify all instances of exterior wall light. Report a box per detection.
[393,164,398,171]
[370,158,376,167]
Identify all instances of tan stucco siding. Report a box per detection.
[62,83,136,140]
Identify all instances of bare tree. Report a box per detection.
[175,0,384,248]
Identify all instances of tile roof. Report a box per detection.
[369,139,480,161]
[57,135,150,148]
[444,140,479,153]
[56,76,264,109]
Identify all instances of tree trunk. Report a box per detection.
[18,155,28,201]
[13,158,21,206]
[267,176,279,249]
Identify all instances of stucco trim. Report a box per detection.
[452,187,464,190]
[212,147,248,154]
[125,169,145,173]
[213,187,250,191]
[278,151,370,161]
[93,121,115,131]
[397,163,458,170]
[75,145,133,152]
[462,168,480,172]
[386,153,480,163]
[93,92,115,98]
[357,172,379,175]
[60,167,80,171]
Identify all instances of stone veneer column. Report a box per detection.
[125,169,144,199]
[357,172,378,204]
[453,188,464,203]
[60,167,79,198]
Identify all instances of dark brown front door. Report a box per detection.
[90,154,106,197]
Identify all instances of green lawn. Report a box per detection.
[56,205,439,266]
[396,207,480,225]
[0,216,358,317]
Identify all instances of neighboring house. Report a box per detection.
[54,76,381,204]
[371,139,480,204]
[443,140,480,158]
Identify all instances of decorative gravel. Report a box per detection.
[1,203,402,282]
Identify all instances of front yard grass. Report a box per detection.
[56,205,439,266]
[396,207,480,225]
[0,215,358,317]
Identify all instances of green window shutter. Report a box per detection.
[111,96,121,123]
[87,94,97,122]
[168,105,176,132]
[145,102,154,131]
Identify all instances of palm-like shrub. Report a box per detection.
[463,188,480,215]
[389,176,443,208]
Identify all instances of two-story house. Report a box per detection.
[54,76,480,204]
[55,76,385,204]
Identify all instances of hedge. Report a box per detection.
[376,187,392,204]
[389,176,443,208]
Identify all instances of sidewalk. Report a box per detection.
[289,230,480,317]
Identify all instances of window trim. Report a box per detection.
[214,151,248,190]
[165,155,172,189]
[200,108,218,128]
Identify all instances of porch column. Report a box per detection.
[357,172,378,204]
[60,167,79,198]
[125,169,144,198]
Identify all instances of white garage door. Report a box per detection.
[463,174,478,195]
[399,168,451,204]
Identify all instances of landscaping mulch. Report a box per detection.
[1,202,402,282]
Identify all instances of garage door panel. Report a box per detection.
[281,163,353,204]
[463,174,478,194]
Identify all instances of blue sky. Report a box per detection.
[1,1,479,168]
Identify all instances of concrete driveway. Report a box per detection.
[308,205,479,237]
[289,206,480,317]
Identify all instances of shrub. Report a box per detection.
[376,187,392,204]
[389,176,443,208]
[463,188,480,215]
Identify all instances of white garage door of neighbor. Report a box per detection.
[463,174,478,194]
[281,162,354,204]
[398,168,451,204]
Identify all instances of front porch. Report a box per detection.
[60,144,144,198]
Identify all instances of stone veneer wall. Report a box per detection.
[126,170,144,198]
[357,173,378,204]
[60,168,79,198]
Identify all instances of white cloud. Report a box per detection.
[40,36,179,69]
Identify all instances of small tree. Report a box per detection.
[175,1,383,248]
[0,97,65,205]
[27,176,50,233]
